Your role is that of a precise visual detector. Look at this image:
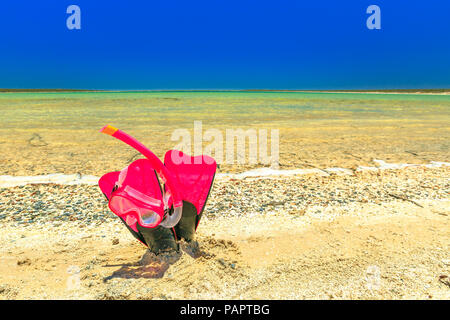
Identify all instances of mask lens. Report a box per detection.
[109,191,162,228]
[109,195,140,228]
[110,195,134,216]
[125,214,137,227]
[139,209,160,227]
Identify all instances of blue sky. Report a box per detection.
[0,1,449,90]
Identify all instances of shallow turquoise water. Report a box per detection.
[0,91,448,130]
[0,91,448,175]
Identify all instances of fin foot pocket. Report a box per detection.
[174,201,199,242]
[137,225,179,254]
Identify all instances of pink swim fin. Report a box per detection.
[99,170,146,245]
[99,160,178,253]
[98,125,216,251]
[164,150,217,241]
[99,171,120,200]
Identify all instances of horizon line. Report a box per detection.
[1,88,450,93]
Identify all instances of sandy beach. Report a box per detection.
[0,91,449,299]
[0,165,449,299]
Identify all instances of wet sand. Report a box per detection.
[0,91,448,175]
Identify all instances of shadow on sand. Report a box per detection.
[103,241,205,281]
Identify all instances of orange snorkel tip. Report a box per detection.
[100,125,118,136]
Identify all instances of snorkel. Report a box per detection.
[100,125,183,228]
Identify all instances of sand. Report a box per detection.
[0,167,448,300]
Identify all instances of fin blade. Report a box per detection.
[164,150,216,241]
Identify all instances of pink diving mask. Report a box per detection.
[100,125,183,230]
[108,163,164,229]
